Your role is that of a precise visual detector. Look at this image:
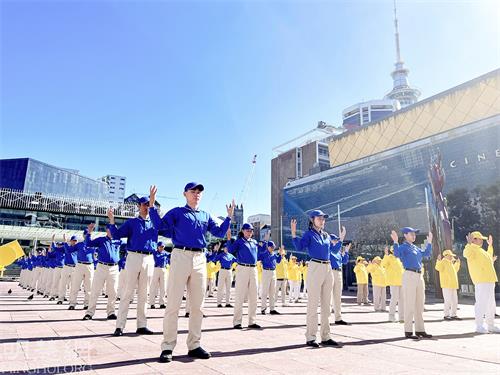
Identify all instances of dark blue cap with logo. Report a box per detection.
[138,196,149,205]
[267,241,276,248]
[184,182,205,192]
[309,209,329,218]
[330,234,340,240]
[401,227,420,234]
[242,223,254,230]
[70,235,78,241]
[157,241,164,247]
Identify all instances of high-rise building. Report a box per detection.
[247,214,271,241]
[342,99,400,130]
[100,175,126,203]
[230,204,244,237]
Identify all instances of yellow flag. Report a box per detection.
[0,240,25,267]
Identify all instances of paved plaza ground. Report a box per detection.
[0,280,499,374]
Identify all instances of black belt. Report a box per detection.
[78,261,92,265]
[263,267,275,271]
[98,261,118,266]
[175,246,204,252]
[238,262,256,267]
[129,250,153,255]
[66,264,75,267]
[221,267,232,270]
[331,267,342,271]
[311,258,330,264]
[277,278,286,281]
[405,268,422,274]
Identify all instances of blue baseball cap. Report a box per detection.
[309,210,329,218]
[138,196,149,205]
[56,241,63,246]
[70,235,78,241]
[184,182,205,192]
[330,234,340,240]
[401,227,420,234]
[157,241,164,247]
[242,223,254,230]
[267,241,276,248]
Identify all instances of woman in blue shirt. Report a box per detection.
[291,210,340,348]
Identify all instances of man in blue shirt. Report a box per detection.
[107,196,158,336]
[214,240,236,307]
[391,227,433,339]
[57,233,78,304]
[83,223,121,321]
[68,228,95,310]
[149,241,169,309]
[48,237,65,301]
[258,240,284,315]
[149,183,234,363]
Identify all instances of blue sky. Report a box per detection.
[1,0,498,218]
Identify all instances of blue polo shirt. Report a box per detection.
[149,206,231,249]
[227,237,266,265]
[258,250,282,270]
[75,241,95,264]
[85,234,121,264]
[63,244,78,265]
[330,242,349,269]
[51,244,65,267]
[46,250,57,268]
[118,253,127,271]
[292,229,332,261]
[153,251,170,268]
[214,252,236,269]
[107,216,158,253]
[393,241,432,271]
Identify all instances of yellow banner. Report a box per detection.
[0,240,25,267]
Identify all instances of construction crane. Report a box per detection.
[237,155,257,206]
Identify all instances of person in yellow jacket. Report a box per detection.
[353,257,369,305]
[435,250,461,320]
[275,247,288,307]
[288,256,301,303]
[463,231,499,333]
[381,246,404,322]
[367,256,387,311]
[206,261,220,298]
[257,261,263,299]
[300,261,308,299]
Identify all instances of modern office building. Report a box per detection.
[100,174,127,203]
[342,99,400,130]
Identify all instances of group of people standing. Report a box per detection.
[15,182,499,363]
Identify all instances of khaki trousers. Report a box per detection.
[116,252,154,330]
[474,283,496,329]
[373,286,387,311]
[306,262,333,342]
[233,265,258,326]
[58,265,74,302]
[217,269,232,305]
[357,283,368,303]
[149,267,167,305]
[275,279,288,306]
[402,270,425,333]
[50,267,63,298]
[389,285,404,319]
[442,288,457,318]
[206,277,216,296]
[69,263,94,307]
[331,269,343,320]
[87,263,118,317]
[117,269,127,299]
[162,249,206,351]
[261,269,277,311]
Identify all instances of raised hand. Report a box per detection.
[88,223,95,233]
[107,208,115,224]
[390,230,399,243]
[426,231,433,244]
[226,228,232,240]
[487,235,493,247]
[291,219,297,237]
[63,233,66,242]
[340,226,347,241]
[345,243,352,253]
[51,234,55,243]
[437,254,442,261]
[226,199,235,218]
[149,185,157,208]
[493,255,498,262]
[466,232,473,244]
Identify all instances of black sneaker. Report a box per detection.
[321,339,340,346]
[334,320,350,325]
[56,301,62,305]
[217,304,223,308]
[83,306,88,310]
[113,328,123,336]
[159,350,172,363]
[49,297,55,301]
[83,314,92,320]
[415,331,432,338]
[269,310,281,315]
[68,306,75,310]
[182,296,186,300]
[187,347,211,359]
[27,294,34,300]
[136,327,154,335]
[185,313,190,318]
[405,332,419,339]
[306,340,320,348]
[64,298,68,301]
[451,316,462,320]
[233,324,242,329]
[151,305,156,309]
[444,316,452,321]
[160,304,166,309]
[261,310,266,315]
[107,314,117,320]
[248,323,261,329]
[225,304,233,308]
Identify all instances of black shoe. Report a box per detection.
[68,306,75,310]
[49,297,55,301]
[248,323,261,329]
[160,304,166,309]
[261,310,266,315]
[105,295,108,298]
[151,305,156,309]
[107,314,117,320]
[217,304,223,308]
[269,310,281,315]
[306,340,320,348]
[113,328,123,336]
[136,327,154,335]
[27,294,34,300]
[43,295,49,298]
[64,298,68,301]
[415,331,432,338]
[56,300,62,305]
[203,314,207,318]
[116,297,120,301]
[444,316,452,321]
[321,339,340,346]
[334,320,350,325]
[182,296,186,300]
[83,314,92,321]
[225,304,233,308]
[159,350,173,363]
[451,316,462,321]
[233,324,242,329]
[405,332,419,339]
[187,347,211,359]
[185,312,190,318]
[83,306,88,310]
